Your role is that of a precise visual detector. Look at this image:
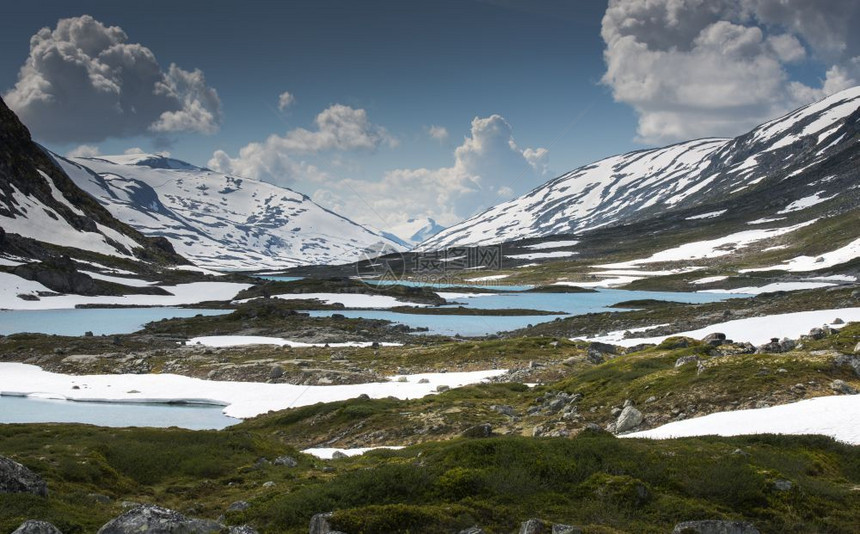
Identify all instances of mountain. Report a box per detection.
[386,217,447,247]
[55,153,405,270]
[0,96,183,267]
[421,87,860,250]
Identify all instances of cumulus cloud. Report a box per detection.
[65,144,100,158]
[427,125,449,141]
[312,114,550,228]
[3,15,222,143]
[277,91,295,111]
[123,147,145,155]
[601,0,860,144]
[208,104,394,182]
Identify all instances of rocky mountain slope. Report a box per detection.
[0,96,184,268]
[55,153,404,271]
[422,87,860,250]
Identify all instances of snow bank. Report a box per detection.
[586,308,860,347]
[0,363,507,420]
[0,272,252,310]
[464,274,510,282]
[188,336,402,348]
[740,237,860,273]
[699,281,835,294]
[302,447,405,459]
[625,394,860,445]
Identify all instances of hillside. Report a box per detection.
[56,153,405,271]
[422,87,860,251]
[0,96,185,269]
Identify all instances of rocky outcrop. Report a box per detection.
[672,520,760,534]
[97,505,225,534]
[11,520,62,534]
[308,512,346,534]
[0,456,48,497]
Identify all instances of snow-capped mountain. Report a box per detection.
[386,217,447,247]
[421,87,860,250]
[0,96,181,265]
[55,153,404,270]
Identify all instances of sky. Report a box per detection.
[1,0,858,239]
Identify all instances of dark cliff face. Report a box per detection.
[0,96,186,264]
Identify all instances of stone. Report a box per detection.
[269,366,284,379]
[97,505,225,534]
[675,355,700,368]
[835,354,860,377]
[228,527,258,534]
[830,379,858,395]
[493,405,516,417]
[309,512,334,534]
[773,479,793,492]
[436,385,450,393]
[672,520,760,534]
[702,333,726,346]
[11,520,63,534]
[0,456,47,497]
[615,406,644,433]
[808,327,826,340]
[331,451,347,459]
[226,501,250,512]
[833,318,844,324]
[459,527,485,534]
[273,455,298,467]
[519,518,546,534]
[551,525,583,534]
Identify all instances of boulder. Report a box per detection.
[672,520,760,534]
[830,379,858,395]
[273,455,298,467]
[11,520,63,534]
[615,406,644,433]
[459,528,485,534]
[97,504,225,534]
[551,525,583,534]
[519,519,546,534]
[309,512,347,534]
[702,333,726,346]
[228,527,257,534]
[834,354,860,377]
[675,355,700,368]
[226,501,250,512]
[0,456,48,497]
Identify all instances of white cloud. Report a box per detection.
[65,144,100,158]
[3,15,222,143]
[277,91,295,111]
[311,114,550,228]
[123,147,145,155]
[427,125,449,141]
[208,104,394,182]
[601,0,860,144]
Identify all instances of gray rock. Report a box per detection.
[97,504,225,534]
[226,501,250,512]
[436,385,450,393]
[309,512,334,534]
[773,479,793,491]
[702,333,726,346]
[331,451,347,459]
[273,455,298,467]
[269,366,284,379]
[459,527,485,534]
[834,353,860,377]
[808,327,826,340]
[519,518,546,534]
[615,406,644,433]
[493,405,516,417]
[551,525,583,534]
[228,527,258,534]
[830,379,858,395]
[12,520,63,534]
[0,456,47,497]
[672,520,760,534]
[675,355,700,368]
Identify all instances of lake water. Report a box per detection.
[257,276,304,282]
[308,289,746,337]
[0,395,240,430]
[0,308,229,336]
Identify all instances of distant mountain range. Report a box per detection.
[421,87,860,251]
[380,217,447,247]
[51,153,404,270]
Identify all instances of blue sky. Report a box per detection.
[2,0,857,236]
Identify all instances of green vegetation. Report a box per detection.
[2,425,858,533]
